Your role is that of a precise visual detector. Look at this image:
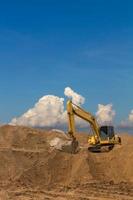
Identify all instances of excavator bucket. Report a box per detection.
[49,131,80,154]
[61,139,79,153]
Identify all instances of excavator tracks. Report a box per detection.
[88,144,114,153]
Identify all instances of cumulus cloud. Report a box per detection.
[10,87,115,128]
[96,104,115,125]
[129,110,133,122]
[11,95,66,127]
[64,87,85,106]
[119,109,133,128]
[10,87,85,127]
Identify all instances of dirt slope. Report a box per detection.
[0,125,133,200]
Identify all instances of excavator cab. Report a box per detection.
[99,126,115,140]
[88,126,121,152]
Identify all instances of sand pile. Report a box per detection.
[0,125,133,199]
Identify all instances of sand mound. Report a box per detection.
[0,125,133,199]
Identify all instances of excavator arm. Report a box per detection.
[67,100,100,142]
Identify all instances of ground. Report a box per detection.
[0,125,133,200]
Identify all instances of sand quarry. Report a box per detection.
[0,125,133,200]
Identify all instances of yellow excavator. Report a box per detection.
[66,100,121,153]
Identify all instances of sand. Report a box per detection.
[0,125,133,200]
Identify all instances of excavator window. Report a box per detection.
[100,126,115,139]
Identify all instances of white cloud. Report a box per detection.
[129,110,133,122]
[11,95,65,127]
[96,104,115,125]
[10,87,85,127]
[64,87,85,106]
[10,87,115,128]
[119,109,133,128]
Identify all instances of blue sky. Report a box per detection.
[0,0,132,125]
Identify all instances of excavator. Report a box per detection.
[66,100,121,153]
